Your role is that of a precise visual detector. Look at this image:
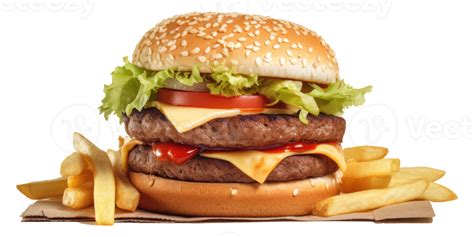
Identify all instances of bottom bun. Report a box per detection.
[129,171,341,217]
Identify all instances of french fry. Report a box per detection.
[341,176,391,193]
[107,150,140,212]
[344,159,400,178]
[343,146,388,162]
[62,186,94,209]
[60,152,87,177]
[420,182,457,202]
[73,132,115,225]
[67,170,94,188]
[313,179,429,217]
[17,178,67,200]
[389,168,456,202]
[399,167,445,182]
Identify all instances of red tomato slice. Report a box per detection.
[156,89,269,109]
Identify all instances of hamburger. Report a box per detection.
[99,12,371,217]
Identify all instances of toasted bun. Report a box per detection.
[129,171,341,217]
[132,12,339,84]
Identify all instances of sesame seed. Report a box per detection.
[189,28,198,34]
[205,35,213,39]
[308,47,314,53]
[238,37,247,42]
[191,47,200,54]
[222,47,229,56]
[317,56,321,62]
[254,41,261,47]
[302,58,308,67]
[180,51,189,57]
[265,52,272,59]
[283,38,289,43]
[205,22,211,28]
[231,59,239,65]
[265,40,270,46]
[248,32,255,37]
[292,188,300,197]
[230,188,239,196]
[255,30,260,36]
[279,57,286,65]
[252,46,260,52]
[213,44,220,49]
[298,42,303,49]
[289,58,297,65]
[213,53,223,59]
[273,44,281,49]
[198,56,207,62]
[169,45,177,51]
[291,43,297,49]
[310,178,317,186]
[245,50,251,57]
[235,42,242,49]
[269,34,275,40]
[286,49,292,56]
[181,40,187,47]
[226,19,234,24]
[277,37,283,43]
[256,57,263,66]
[211,31,218,37]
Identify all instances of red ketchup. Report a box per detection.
[152,143,200,164]
[262,142,318,153]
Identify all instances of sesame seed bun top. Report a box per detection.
[132,12,339,84]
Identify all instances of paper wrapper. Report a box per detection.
[21,199,435,223]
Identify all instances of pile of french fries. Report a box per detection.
[17,132,139,225]
[313,146,457,217]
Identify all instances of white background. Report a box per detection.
[1,0,473,236]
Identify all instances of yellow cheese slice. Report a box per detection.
[120,139,143,171]
[201,143,346,184]
[146,101,299,133]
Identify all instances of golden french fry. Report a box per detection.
[17,178,67,200]
[344,159,400,178]
[73,132,115,225]
[60,152,87,177]
[62,186,94,209]
[341,176,392,193]
[343,146,388,162]
[313,179,429,217]
[389,172,414,186]
[67,170,94,188]
[399,167,445,182]
[107,150,140,212]
[420,182,457,202]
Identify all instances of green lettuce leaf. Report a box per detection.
[307,80,372,116]
[99,57,202,121]
[207,66,259,96]
[258,80,318,124]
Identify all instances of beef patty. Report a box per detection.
[124,108,346,149]
[128,144,339,183]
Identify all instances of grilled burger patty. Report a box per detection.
[128,144,339,183]
[125,108,346,149]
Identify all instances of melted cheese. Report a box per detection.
[120,139,143,171]
[147,101,298,133]
[201,143,346,183]
[120,139,346,184]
